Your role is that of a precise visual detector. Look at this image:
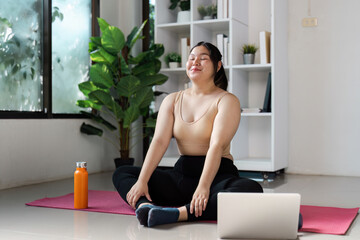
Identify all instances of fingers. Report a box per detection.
[126,192,138,209]
[145,192,152,202]
[190,196,208,217]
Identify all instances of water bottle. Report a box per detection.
[74,162,88,209]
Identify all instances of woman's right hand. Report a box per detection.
[126,180,152,209]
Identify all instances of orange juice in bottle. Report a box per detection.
[74,162,88,209]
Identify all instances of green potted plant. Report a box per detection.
[242,44,258,64]
[77,18,168,167]
[198,4,217,20]
[169,0,191,23]
[165,52,181,68]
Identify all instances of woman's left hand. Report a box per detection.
[190,186,210,217]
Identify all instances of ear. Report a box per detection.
[217,61,222,72]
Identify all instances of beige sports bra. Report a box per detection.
[173,90,233,160]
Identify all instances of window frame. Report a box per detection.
[0,0,100,119]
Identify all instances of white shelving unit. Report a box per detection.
[154,0,288,174]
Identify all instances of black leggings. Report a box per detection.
[112,156,263,221]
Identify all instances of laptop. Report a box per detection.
[218,192,301,239]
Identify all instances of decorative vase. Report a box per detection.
[203,16,212,20]
[243,54,255,64]
[177,10,190,23]
[114,158,134,168]
[169,62,180,68]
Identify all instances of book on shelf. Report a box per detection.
[259,31,271,64]
[216,34,228,63]
[262,72,271,112]
[217,0,223,19]
[181,37,190,68]
[217,0,229,19]
[223,36,229,66]
[241,108,262,113]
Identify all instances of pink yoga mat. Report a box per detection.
[26,190,359,235]
[300,205,359,235]
[26,190,135,215]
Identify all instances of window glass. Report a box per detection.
[51,0,92,113]
[0,0,43,111]
[149,0,155,46]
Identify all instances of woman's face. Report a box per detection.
[186,46,216,82]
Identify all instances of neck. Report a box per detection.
[190,80,218,95]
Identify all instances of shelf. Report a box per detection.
[233,64,271,72]
[156,22,190,34]
[234,158,273,172]
[158,156,178,167]
[241,112,272,117]
[193,19,230,31]
[160,68,186,75]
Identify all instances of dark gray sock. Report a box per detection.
[147,208,180,227]
[135,205,161,226]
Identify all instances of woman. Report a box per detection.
[112,41,263,227]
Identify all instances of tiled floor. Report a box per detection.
[0,171,359,240]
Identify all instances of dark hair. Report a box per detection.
[190,41,228,90]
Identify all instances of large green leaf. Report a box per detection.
[90,47,116,64]
[76,100,102,110]
[117,75,141,97]
[80,111,117,131]
[89,36,101,52]
[154,59,162,73]
[88,90,124,120]
[90,49,107,63]
[78,81,99,97]
[128,51,149,64]
[101,26,125,55]
[119,55,130,75]
[131,87,154,109]
[89,90,113,108]
[80,123,103,136]
[89,64,113,89]
[145,117,157,128]
[123,106,140,128]
[150,44,165,58]
[97,18,110,33]
[126,20,147,50]
[113,101,124,119]
[138,73,168,87]
[99,47,116,64]
[132,61,156,76]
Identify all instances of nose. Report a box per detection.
[193,57,200,65]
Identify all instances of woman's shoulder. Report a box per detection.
[160,91,182,107]
[217,91,240,106]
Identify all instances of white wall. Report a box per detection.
[287,0,360,176]
[0,1,143,190]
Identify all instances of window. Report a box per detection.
[0,0,44,112]
[52,0,92,114]
[0,0,99,118]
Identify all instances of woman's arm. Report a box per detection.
[190,93,241,217]
[126,93,177,208]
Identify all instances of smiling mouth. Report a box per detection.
[191,67,201,71]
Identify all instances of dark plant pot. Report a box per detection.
[114,158,134,168]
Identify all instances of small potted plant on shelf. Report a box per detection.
[198,4,217,20]
[165,52,181,68]
[242,44,258,64]
[169,0,191,23]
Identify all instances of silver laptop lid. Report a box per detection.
[218,192,301,239]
